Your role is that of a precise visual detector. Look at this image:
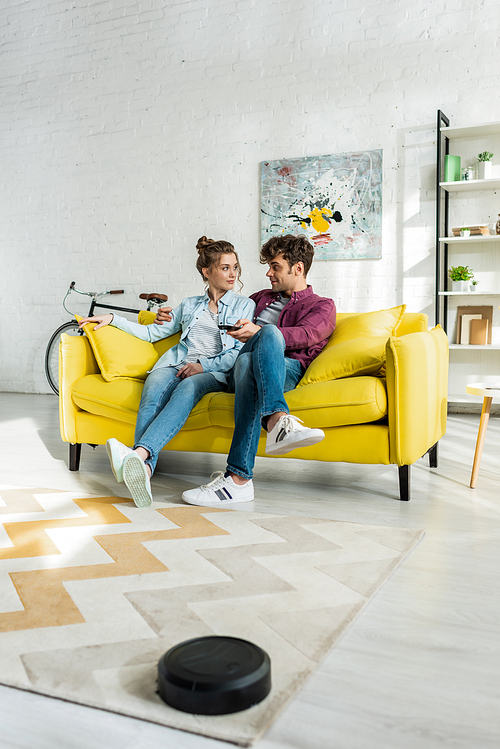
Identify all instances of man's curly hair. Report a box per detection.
[260,234,314,277]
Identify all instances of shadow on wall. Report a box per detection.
[396,121,437,324]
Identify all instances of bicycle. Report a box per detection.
[45,281,168,395]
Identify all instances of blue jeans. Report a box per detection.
[134,367,225,475]
[226,325,303,480]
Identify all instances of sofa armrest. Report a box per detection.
[59,333,100,444]
[385,325,449,466]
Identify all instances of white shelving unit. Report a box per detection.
[438,235,500,243]
[439,292,500,296]
[436,111,500,409]
[449,343,500,350]
[441,120,500,139]
[440,178,500,192]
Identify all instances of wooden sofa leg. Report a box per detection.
[428,442,438,468]
[69,443,81,471]
[398,465,410,501]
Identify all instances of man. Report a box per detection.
[156,234,336,506]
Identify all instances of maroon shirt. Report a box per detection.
[250,286,336,370]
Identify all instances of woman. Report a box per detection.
[79,236,255,508]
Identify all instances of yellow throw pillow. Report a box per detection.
[326,305,406,348]
[298,305,406,386]
[298,336,389,386]
[138,311,156,325]
[75,315,159,382]
[137,310,182,357]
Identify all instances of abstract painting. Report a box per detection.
[261,150,383,259]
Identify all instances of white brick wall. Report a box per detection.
[1,0,500,392]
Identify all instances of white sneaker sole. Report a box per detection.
[182,486,254,507]
[266,430,325,456]
[106,439,128,483]
[123,454,153,507]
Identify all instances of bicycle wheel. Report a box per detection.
[45,321,83,395]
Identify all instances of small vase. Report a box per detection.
[444,155,461,182]
[460,230,471,237]
[470,284,477,292]
[452,281,470,292]
[478,161,492,179]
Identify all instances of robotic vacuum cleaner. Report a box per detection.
[158,635,271,715]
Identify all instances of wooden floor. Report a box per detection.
[1,392,499,749]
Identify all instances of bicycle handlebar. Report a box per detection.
[68,282,123,298]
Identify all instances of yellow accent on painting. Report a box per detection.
[302,206,333,233]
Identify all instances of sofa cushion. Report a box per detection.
[76,315,159,381]
[137,311,183,357]
[138,311,156,325]
[298,335,389,386]
[298,305,406,386]
[208,376,387,430]
[395,312,428,337]
[71,375,215,430]
[286,377,387,428]
[73,373,387,432]
[76,313,182,381]
[331,305,406,345]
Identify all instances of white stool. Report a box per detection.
[466,381,500,488]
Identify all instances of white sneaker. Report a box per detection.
[122,452,153,507]
[182,471,254,507]
[106,438,133,483]
[266,414,325,456]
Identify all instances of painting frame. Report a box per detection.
[261,149,383,260]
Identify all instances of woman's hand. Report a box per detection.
[176,362,203,379]
[78,314,114,330]
[227,319,261,342]
[154,306,173,325]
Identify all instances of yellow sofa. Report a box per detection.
[59,308,449,502]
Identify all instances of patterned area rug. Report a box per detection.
[0,487,424,746]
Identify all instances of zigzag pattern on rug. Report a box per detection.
[0,487,424,747]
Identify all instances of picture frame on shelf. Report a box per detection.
[456,305,493,344]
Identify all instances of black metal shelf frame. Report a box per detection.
[436,109,450,331]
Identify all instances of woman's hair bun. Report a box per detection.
[196,236,215,253]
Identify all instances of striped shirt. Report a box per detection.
[177,306,222,367]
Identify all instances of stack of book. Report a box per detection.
[452,225,490,236]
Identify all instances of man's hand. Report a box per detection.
[176,362,203,379]
[78,314,113,330]
[227,319,261,342]
[154,306,173,325]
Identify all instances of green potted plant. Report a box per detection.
[477,151,494,179]
[448,265,474,292]
[470,278,479,292]
[460,227,471,237]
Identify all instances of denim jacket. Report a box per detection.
[111,290,256,384]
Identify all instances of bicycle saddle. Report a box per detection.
[139,293,169,302]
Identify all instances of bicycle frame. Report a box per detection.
[88,299,141,315]
[63,281,141,318]
[46,282,168,396]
